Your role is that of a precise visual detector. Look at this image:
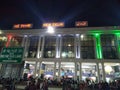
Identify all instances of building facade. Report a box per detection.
[0,26,120,82]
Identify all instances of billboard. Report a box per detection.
[75,21,88,27]
[42,22,64,27]
[13,24,33,29]
[0,47,24,63]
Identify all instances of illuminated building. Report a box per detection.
[0,25,120,82]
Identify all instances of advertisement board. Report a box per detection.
[0,47,24,63]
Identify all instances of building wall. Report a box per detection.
[0,27,120,82]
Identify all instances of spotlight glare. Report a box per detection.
[47,26,54,33]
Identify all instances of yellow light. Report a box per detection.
[105,66,112,73]
[68,44,71,47]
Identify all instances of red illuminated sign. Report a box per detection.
[75,21,88,27]
[43,22,64,27]
[13,24,33,29]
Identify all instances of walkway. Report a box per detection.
[0,84,91,90]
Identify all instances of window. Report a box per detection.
[61,35,75,58]
[101,34,118,59]
[43,36,56,58]
[27,36,39,58]
[80,35,95,59]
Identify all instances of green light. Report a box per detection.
[115,33,120,58]
[94,33,102,59]
[95,33,99,36]
[115,33,120,36]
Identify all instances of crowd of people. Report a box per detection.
[0,76,120,90]
[61,78,120,90]
[25,79,48,90]
[0,77,16,90]
[23,76,120,90]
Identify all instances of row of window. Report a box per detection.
[0,34,119,59]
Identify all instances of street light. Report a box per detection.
[47,26,54,34]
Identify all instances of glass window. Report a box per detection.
[61,35,75,58]
[27,36,39,58]
[43,36,56,58]
[80,35,95,59]
[101,34,118,59]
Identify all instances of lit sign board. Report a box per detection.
[75,21,88,27]
[13,24,33,29]
[43,22,64,27]
[0,47,24,63]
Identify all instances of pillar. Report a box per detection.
[101,62,106,81]
[94,33,103,59]
[56,35,61,58]
[34,61,38,77]
[21,36,26,47]
[58,62,61,78]
[75,34,80,58]
[59,36,62,58]
[37,36,41,58]
[41,36,45,58]
[96,63,100,82]
[54,62,56,79]
[74,62,77,80]
[116,34,120,58]
[79,62,82,80]
[24,36,29,58]
[38,61,42,77]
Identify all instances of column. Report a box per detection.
[54,62,56,79]
[75,34,80,58]
[101,62,106,81]
[21,36,26,47]
[41,36,45,58]
[96,63,100,82]
[74,62,77,80]
[24,36,29,58]
[94,33,103,59]
[116,34,120,58]
[56,36,61,58]
[58,62,61,78]
[37,36,41,58]
[59,36,62,58]
[34,61,38,77]
[38,61,42,77]
[79,62,82,80]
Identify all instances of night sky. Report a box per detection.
[0,0,120,29]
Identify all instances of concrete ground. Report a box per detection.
[0,85,62,90]
[0,84,92,90]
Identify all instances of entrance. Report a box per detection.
[60,62,75,79]
[82,63,98,82]
[41,62,54,79]
[104,63,120,82]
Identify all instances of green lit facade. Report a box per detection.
[0,26,120,82]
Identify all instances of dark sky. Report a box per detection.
[0,0,120,29]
